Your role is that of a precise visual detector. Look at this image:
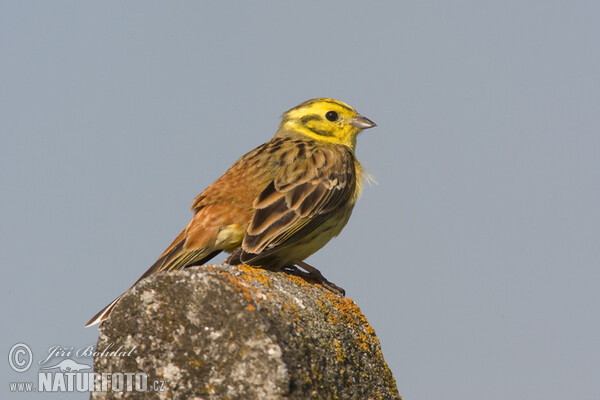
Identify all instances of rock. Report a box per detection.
[91,264,400,399]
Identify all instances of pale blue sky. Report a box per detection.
[2,2,599,399]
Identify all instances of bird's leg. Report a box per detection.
[289,260,346,297]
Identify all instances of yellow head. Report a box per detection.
[277,98,376,150]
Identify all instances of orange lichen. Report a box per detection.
[323,296,381,353]
[201,383,216,394]
[280,270,314,288]
[313,298,338,324]
[281,301,301,320]
[237,264,274,288]
[334,339,346,363]
[215,267,271,311]
[198,264,400,397]
[356,331,370,353]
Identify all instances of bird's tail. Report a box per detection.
[85,231,221,327]
[85,296,123,328]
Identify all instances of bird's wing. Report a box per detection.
[241,145,356,258]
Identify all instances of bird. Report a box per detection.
[86,98,376,327]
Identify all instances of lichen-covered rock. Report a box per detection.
[91,264,400,399]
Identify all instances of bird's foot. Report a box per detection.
[284,260,346,297]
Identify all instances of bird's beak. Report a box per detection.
[349,113,377,129]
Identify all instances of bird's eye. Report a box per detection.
[325,111,339,122]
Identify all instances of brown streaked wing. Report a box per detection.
[190,139,283,213]
[241,145,356,256]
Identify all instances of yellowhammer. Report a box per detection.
[86,98,376,327]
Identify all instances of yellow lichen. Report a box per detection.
[216,266,272,310]
[201,383,216,394]
[334,339,346,363]
[279,270,312,287]
[356,331,370,353]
